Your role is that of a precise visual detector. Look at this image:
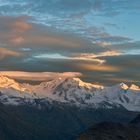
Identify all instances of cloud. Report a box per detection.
[34,53,68,59]
[12,19,32,32]
[100,75,139,85]
[10,36,25,45]
[33,53,105,64]
[74,51,122,59]
[0,16,31,46]
[0,1,139,87]
[86,26,131,44]
[0,16,31,31]
[71,51,122,63]
[75,63,121,72]
[0,71,82,81]
[99,35,131,43]
[25,34,83,49]
[0,16,86,50]
[0,16,132,54]
[34,51,122,64]
[0,48,22,60]
[93,41,112,47]
[112,41,140,52]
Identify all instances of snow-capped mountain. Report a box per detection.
[0,76,140,112]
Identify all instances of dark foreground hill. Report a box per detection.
[131,114,140,124]
[77,114,140,140]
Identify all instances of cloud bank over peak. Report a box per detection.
[0,71,82,81]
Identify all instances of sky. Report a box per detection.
[0,0,140,85]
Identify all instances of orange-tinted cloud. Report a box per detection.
[25,35,82,48]
[0,16,86,49]
[0,16,31,45]
[10,36,25,45]
[0,47,22,60]
[75,63,121,72]
[0,71,82,81]
[72,51,122,59]
[99,76,139,84]
[57,51,122,64]
[12,20,32,32]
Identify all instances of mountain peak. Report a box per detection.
[0,75,16,85]
[0,75,26,92]
[120,83,129,90]
[130,84,140,91]
[62,77,104,89]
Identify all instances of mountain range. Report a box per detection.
[0,75,140,112]
[0,75,140,140]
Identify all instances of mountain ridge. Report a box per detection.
[0,76,140,112]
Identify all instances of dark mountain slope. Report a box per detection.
[0,103,37,140]
[131,114,140,124]
[77,114,140,140]
[0,102,138,140]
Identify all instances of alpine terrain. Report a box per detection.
[0,75,140,140]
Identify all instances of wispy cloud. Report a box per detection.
[0,16,86,49]
[0,47,22,60]
[74,63,121,72]
[68,51,122,63]
[12,19,32,32]
[0,71,82,81]
[73,51,122,59]
[34,51,122,64]
[10,36,25,45]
